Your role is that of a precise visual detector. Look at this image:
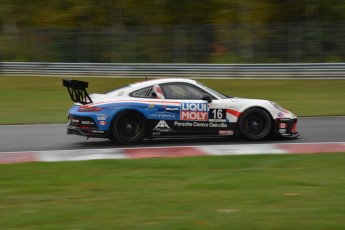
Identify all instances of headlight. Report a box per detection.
[270,101,288,113]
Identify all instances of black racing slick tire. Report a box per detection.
[237,108,272,141]
[111,111,146,144]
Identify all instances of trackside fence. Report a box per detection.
[1,62,345,79]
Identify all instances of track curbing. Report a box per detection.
[1,142,345,164]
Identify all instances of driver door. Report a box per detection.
[152,82,229,136]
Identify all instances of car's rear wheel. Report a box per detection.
[111,111,146,144]
[238,108,272,141]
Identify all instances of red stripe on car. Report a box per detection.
[227,109,241,118]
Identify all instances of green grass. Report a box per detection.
[0,77,138,124]
[0,154,344,229]
[1,76,345,124]
[1,76,344,229]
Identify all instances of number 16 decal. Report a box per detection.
[209,109,226,122]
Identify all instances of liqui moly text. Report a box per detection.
[180,102,208,121]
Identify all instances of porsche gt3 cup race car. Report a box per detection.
[63,78,299,144]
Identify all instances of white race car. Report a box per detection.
[63,78,299,144]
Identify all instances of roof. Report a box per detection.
[129,78,197,89]
[103,78,199,98]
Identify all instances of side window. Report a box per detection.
[161,83,214,100]
[130,86,155,98]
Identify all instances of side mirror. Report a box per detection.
[201,94,212,103]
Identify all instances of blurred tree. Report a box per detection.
[1,0,345,63]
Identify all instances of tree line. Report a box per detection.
[1,0,345,63]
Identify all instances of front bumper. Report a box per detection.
[67,115,109,138]
[275,118,300,139]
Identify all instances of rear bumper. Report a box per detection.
[67,126,109,138]
[67,115,109,138]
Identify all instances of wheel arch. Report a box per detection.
[108,109,149,142]
[236,106,275,139]
[238,106,275,123]
[109,108,148,126]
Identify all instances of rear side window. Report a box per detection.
[130,86,155,98]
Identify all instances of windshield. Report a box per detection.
[196,81,230,99]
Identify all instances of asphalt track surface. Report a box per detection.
[1,117,345,153]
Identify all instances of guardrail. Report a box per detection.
[1,62,345,79]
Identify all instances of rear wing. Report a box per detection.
[62,79,93,105]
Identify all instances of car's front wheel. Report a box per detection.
[111,111,146,144]
[237,108,272,141]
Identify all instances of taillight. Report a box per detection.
[78,105,103,112]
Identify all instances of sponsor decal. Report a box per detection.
[180,102,208,121]
[145,104,158,111]
[149,112,176,120]
[99,121,106,126]
[219,130,233,136]
[152,132,161,136]
[91,130,105,134]
[279,123,287,129]
[230,98,243,103]
[279,129,286,134]
[72,119,79,123]
[209,122,228,128]
[155,120,170,129]
[81,120,94,125]
[278,112,285,118]
[173,121,228,128]
[117,91,124,96]
[153,120,171,132]
[97,114,108,121]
